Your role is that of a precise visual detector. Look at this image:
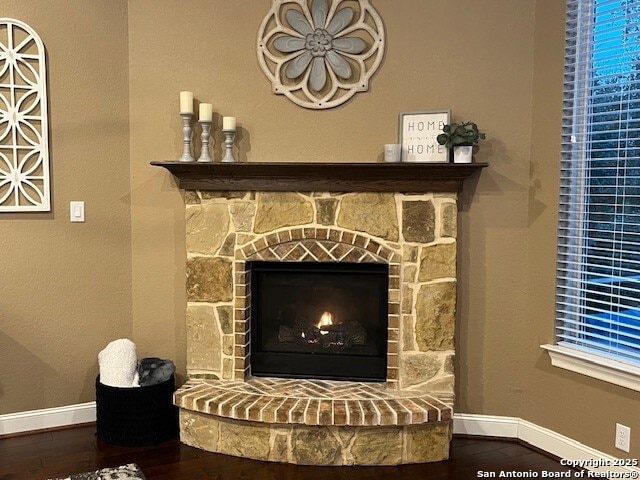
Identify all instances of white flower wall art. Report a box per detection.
[0,18,50,212]
[257,0,385,109]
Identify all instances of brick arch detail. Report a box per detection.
[232,226,401,385]
[238,226,401,265]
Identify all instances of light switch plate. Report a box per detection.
[70,201,85,222]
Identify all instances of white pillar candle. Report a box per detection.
[223,116,236,130]
[180,91,193,114]
[199,103,213,122]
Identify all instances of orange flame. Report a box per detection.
[318,311,333,328]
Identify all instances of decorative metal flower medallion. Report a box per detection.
[257,0,385,109]
[0,18,50,211]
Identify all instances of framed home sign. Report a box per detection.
[399,110,450,163]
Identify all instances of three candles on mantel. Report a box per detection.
[180,91,235,130]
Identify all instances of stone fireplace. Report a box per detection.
[154,161,484,466]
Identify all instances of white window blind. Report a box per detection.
[557,0,640,365]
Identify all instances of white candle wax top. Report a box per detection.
[199,103,213,122]
[180,91,193,114]
[223,116,236,130]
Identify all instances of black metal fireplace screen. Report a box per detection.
[249,261,388,381]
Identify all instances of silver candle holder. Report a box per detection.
[222,129,236,163]
[197,120,213,163]
[179,113,195,162]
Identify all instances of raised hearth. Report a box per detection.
[178,377,452,465]
[176,377,453,426]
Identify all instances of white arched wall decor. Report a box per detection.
[0,18,50,212]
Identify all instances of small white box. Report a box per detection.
[70,201,85,222]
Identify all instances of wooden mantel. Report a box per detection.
[151,161,487,192]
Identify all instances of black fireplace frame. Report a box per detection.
[249,261,388,382]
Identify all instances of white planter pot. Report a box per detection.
[453,146,473,163]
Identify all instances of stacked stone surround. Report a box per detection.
[178,190,458,465]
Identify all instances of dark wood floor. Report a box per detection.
[0,424,576,480]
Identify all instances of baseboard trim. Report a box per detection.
[453,413,520,438]
[1,404,636,473]
[0,402,96,436]
[454,413,639,474]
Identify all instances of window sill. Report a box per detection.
[541,344,640,392]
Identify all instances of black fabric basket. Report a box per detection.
[95,374,178,446]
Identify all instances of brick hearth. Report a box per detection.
[175,378,453,426]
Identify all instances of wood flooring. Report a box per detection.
[0,424,576,480]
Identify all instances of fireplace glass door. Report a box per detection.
[249,261,388,381]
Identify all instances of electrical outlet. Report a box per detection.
[615,423,631,453]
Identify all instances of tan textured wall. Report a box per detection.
[0,0,131,416]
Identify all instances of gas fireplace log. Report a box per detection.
[278,325,317,344]
[332,322,367,345]
[278,321,367,348]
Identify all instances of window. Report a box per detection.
[546,0,640,387]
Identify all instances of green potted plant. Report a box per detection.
[436,121,486,163]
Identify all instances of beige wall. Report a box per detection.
[2,0,638,460]
[0,0,131,416]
